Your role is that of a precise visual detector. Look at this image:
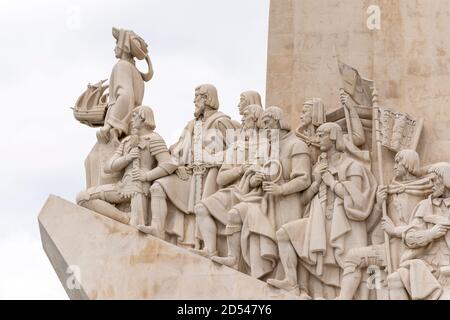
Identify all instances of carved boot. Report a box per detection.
[267,278,302,296]
[211,232,240,270]
[137,224,164,239]
[189,248,218,259]
[211,255,238,269]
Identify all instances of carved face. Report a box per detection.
[242,110,257,130]
[194,92,207,118]
[114,45,123,59]
[260,115,279,130]
[317,130,334,152]
[431,174,446,199]
[131,110,145,131]
[238,94,249,116]
[393,160,408,180]
[299,104,313,127]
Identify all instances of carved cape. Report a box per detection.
[155,111,238,242]
[104,59,145,136]
[282,152,377,287]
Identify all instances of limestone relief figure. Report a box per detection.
[42,16,450,300]
[76,106,176,226]
[387,162,450,300]
[338,150,433,300]
[191,104,264,258]
[295,98,325,163]
[238,90,262,116]
[212,106,312,280]
[267,122,377,299]
[97,27,154,143]
[137,84,239,247]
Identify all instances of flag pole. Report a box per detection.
[340,88,354,146]
[372,86,393,275]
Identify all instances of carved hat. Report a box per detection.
[112,27,148,60]
[303,98,326,127]
[112,27,153,82]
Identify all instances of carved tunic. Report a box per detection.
[104,59,145,136]
[389,197,450,300]
[200,133,257,225]
[229,132,312,279]
[282,152,377,287]
[155,111,237,240]
[106,133,170,197]
[370,177,433,270]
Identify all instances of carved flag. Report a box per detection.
[378,108,424,152]
[337,60,374,107]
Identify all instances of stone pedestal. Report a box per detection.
[38,195,296,300]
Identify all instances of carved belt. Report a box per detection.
[186,163,216,176]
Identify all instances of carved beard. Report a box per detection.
[194,104,206,119]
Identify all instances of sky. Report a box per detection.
[0,0,270,299]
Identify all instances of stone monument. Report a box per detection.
[39,1,450,300]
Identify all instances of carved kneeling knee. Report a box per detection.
[224,209,242,235]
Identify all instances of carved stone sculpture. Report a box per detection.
[96,27,154,143]
[76,106,176,226]
[295,98,325,163]
[212,107,312,280]
[387,162,450,300]
[137,84,239,246]
[238,91,262,116]
[338,150,433,300]
[38,13,450,300]
[191,104,264,258]
[267,122,377,299]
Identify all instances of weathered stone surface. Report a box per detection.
[38,195,296,300]
[266,0,450,167]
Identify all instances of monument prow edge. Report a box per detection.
[38,195,297,300]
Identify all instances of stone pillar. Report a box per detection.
[266,0,450,167]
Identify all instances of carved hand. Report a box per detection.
[250,171,265,187]
[340,91,349,107]
[240,163,252,175]
[313,163,327,183]
[381,216,397,237]
[132,168,147,182]
[125,148,140,162]
[262,182,283,196]
[313,171,323,184]
[321,171,335,187]
[176,166,190,181]
[376,185,388,204]
[429,224,448,240]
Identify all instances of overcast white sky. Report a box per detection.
[0,0,269,299]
